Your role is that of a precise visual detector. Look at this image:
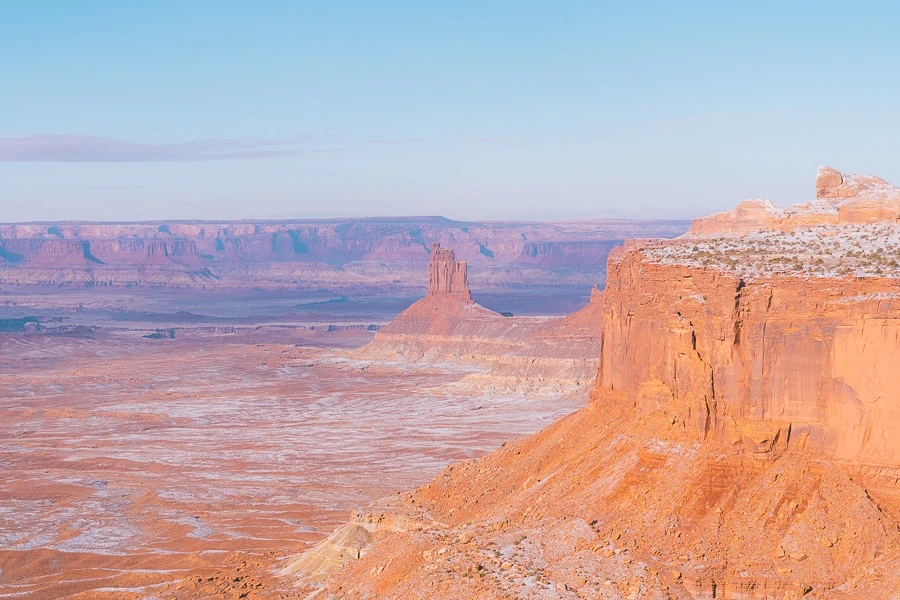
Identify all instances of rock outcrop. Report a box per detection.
[599,243,900,466]
[609,169,900,468]
[691,166,900,235]
[354,245,604,392]
[287,168,900,599]
[427,243,471,301]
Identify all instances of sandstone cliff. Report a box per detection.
[690,166,900,235]
[284,168,900,599]
[600,243,900,468]
[353,244,604,392]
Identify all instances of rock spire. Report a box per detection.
[427,243,471,302]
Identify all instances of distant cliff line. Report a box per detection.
[0,217,688,290]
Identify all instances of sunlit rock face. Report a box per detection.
[599,244,900,465]
[601,169,900,466]
[288,169,900,600]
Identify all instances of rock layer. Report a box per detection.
[598,242,900,468]
[290,168,900,599]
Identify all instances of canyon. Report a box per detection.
[285,169,900,600]
[0,232,607,598]
[0,218,687,296]
[5,169,900,599]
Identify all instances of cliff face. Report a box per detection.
[608,169,900,467]
[598,243,900,466]
[0,218,688,289]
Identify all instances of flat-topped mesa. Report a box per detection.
[689,167,900,236]
[600,168,900,468]
[427,243,472,302]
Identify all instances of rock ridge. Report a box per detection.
[0,218,689,289]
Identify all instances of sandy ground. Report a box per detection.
[0,329,583,599]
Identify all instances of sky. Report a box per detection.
[2,1,900,222]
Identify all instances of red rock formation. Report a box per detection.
[598,243,900,466]
[288,168,900,599]
[691,167,900,235]
[815,166,846,197]
[816,165,890,200]
[689,198,781,236]
[427,243,471,302]
[609,170,900,467]
[358,245,604,391]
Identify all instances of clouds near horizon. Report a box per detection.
[0,134,327,162]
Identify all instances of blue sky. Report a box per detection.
[2,1,899,222]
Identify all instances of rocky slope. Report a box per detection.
[353,244,604,392]
[0,217,688,290]
[285,169,900,599]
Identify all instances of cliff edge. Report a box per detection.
[285,170,900,599]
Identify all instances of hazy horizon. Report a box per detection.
[0,214,694,226]
[3,1,900,222]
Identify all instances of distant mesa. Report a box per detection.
[0,218,688,290]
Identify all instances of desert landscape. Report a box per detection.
[6,168,900,599]
[1,221,680,598]
[277,168,900,600]
[5,4,900,599]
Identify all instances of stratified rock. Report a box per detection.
[0,218,688,290]
[598,243,900,465]
[295,167,900,600]
[689,199,781,235]
[356,244,604,391]
[427,243,471,302]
